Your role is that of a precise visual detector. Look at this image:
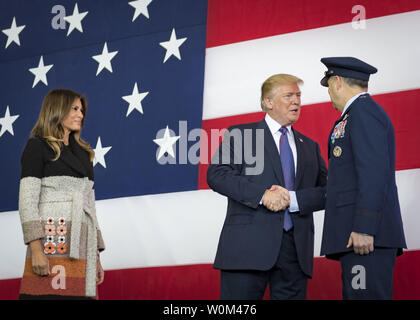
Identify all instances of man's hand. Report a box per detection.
[263,185,290,212]
[346,232,374,255]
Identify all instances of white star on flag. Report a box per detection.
[122,82,149,116]
[2,17,25,49]
[93,137,112,168]
[0,106,19,138]
[128,0,153,21]
[28,56,54,88]
[159,28,187,63]
[63,3,88,36]
[92,42,119,76]
[153,126,180,160]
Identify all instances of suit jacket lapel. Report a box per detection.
[259,120,285,186]
[292,128,305,189]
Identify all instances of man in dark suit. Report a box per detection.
[207,74,327,300]
[319,57,407,299]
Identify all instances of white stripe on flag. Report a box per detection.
[202,10,420,120]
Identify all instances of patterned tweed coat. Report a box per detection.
[18,133,105,298]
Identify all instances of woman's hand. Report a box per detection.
[96,253,104,285]
[29,240,50,276]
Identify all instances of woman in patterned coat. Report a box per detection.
[18,88,105,299]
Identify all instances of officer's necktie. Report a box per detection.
[279,127,295,231]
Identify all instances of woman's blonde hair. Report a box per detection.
[260,74,304,111]
[30,88,94,162]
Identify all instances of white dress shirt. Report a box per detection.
[262,114,299,212]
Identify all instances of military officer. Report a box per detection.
[319,56,406,299]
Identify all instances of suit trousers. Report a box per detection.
[339,247,397,300]
[220,228,308,300]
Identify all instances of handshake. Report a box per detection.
[262,185,290,212]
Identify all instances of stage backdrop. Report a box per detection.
[0,0,419,300]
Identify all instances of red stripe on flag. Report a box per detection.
[1,250,419,299]
[198,88,420,189]
[207,0,420,48]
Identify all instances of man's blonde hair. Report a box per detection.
[260,74,303,111]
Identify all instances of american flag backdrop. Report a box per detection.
[1,0,420,300]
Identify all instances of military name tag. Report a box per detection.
[333,146,342,157]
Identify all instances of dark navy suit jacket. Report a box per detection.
[321,94,407,259]
[207,119,327,277]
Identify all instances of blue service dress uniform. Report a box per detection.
[321,93,407,299]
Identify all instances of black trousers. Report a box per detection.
[220,229,308,300]
[339,247,397,300]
